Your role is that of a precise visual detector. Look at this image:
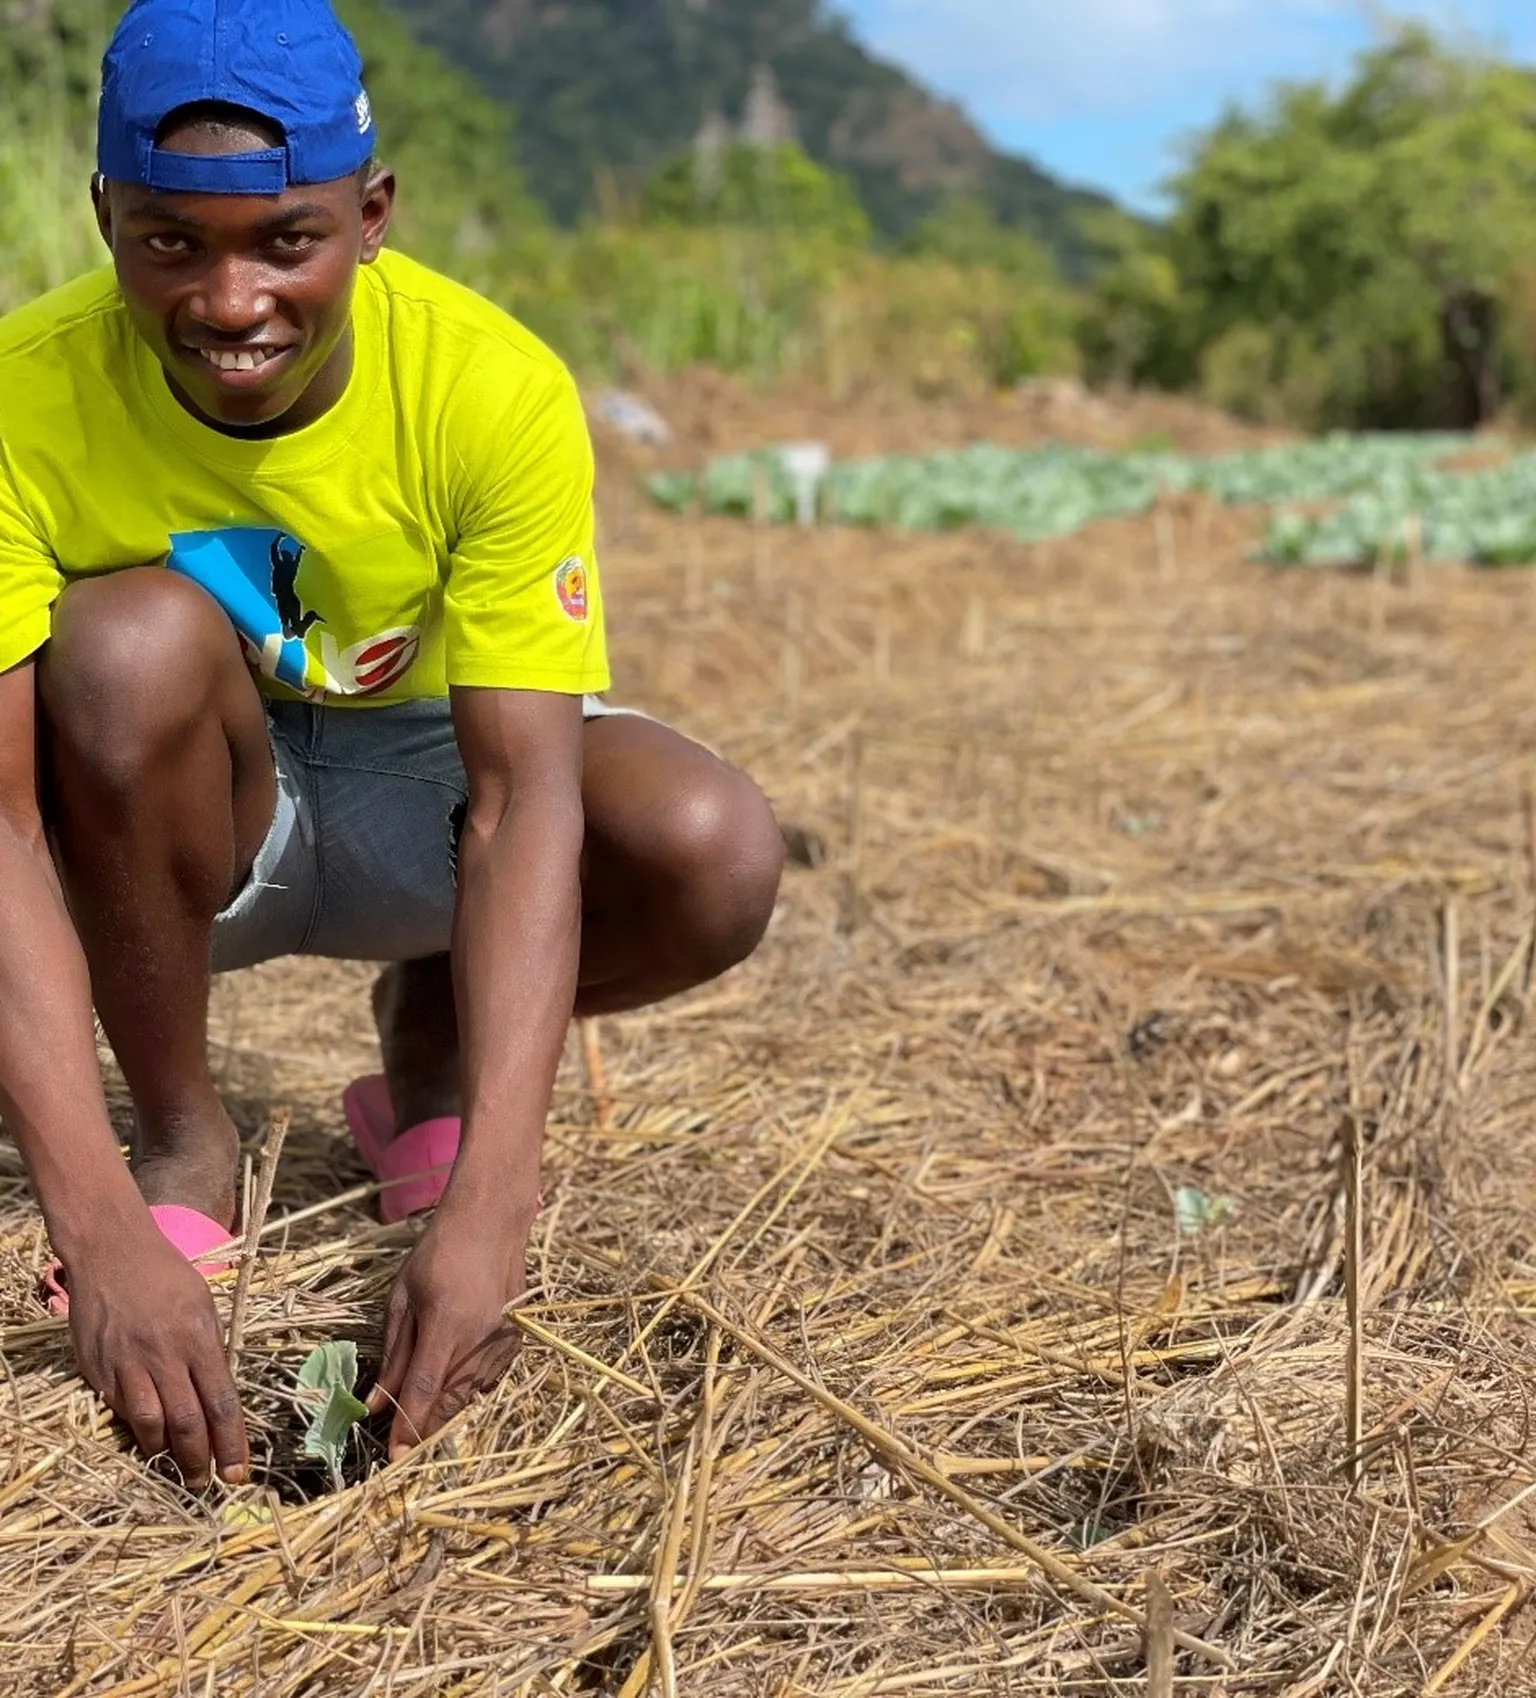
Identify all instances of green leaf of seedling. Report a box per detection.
[222,1500,273,1529]
[297,1339,359,1398]
[1175,1185,1235,1237]
[296,1341,369,1493]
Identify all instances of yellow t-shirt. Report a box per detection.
[0,249,608,704]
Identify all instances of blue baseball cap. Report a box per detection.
[98,0,376,196]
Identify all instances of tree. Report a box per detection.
[1162,27,1536,427]
[1073,208,1198,394]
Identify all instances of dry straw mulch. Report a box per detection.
[4,448,1536,1694]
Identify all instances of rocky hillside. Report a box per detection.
[379,0,1118,275]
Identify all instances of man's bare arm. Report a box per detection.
[0,659,248,1485]
[444,685,584,1219]
[370,686,583,1455]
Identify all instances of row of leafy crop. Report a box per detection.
[647,436,1536,566]
[1261,453,1536,567]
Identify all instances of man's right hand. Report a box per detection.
[64,1231,248,1489]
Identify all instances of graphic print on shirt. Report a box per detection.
[270,534,325,640]
[554,555,590,623]
[166,526,421,699]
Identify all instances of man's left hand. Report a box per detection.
[367,1209,526,1459]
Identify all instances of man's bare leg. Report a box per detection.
[373,714,784,1134]
[43,575,780,1168]
[39,569,276,1229]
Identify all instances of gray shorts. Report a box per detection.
[212,695,632,972]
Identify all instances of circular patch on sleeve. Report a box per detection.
[554,556,589,623]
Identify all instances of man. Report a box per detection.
[0,0,783,1489]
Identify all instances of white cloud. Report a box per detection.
[845,0,1533,125]
[849,0,1323,120]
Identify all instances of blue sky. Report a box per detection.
[837,2,1536,211]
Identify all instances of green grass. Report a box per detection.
[0,91,100,316]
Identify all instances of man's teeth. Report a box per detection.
[199,348,281,372]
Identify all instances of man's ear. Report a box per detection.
[358,168,396,265]
[92,174,113,252]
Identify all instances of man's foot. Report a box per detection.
[130,1109,241,1233]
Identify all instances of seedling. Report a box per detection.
[295,1341,370,1493]
[1175,1185,1235,1237]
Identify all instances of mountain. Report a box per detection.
[377,0,1118,277]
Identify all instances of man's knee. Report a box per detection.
[40,569,243,776]
[659,764,784,973]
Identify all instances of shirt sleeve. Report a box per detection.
[444,362,610,694]
[0,443,60,675]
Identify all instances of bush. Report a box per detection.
[640,142,871,248]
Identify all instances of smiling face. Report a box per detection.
[95,110,394,437]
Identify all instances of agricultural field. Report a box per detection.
[4,381,1536,1694]
[653,430,1536,568]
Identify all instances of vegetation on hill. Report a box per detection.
[5,6,1536,433]
[377,0,1116,278]
[0,0,1080,395]
[640,142,872,249]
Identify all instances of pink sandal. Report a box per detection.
[41,1204,236,1318]
[342,1077,545,1224]
[343,1075,461,1225]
